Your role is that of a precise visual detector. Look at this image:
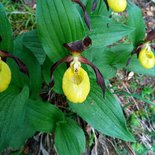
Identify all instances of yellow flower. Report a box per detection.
[62,61,90,103]
[107,0,127,13]
[0,59,11,92]
[138,44,155,69]
[49,36,105,104]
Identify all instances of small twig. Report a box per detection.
[124,143,136,155]
[91,128,98,155]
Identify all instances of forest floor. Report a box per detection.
[1,0,155,155]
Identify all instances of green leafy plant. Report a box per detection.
[0,0,154,154]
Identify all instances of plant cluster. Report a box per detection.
[0,0,154,154]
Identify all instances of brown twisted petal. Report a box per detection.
[0,50,29,75]
[145,29,155,42]
[103,0,109,11]
[49,55,73,87]
[92,0,98,12]
[126,44,144,67]
[63,36,92,53]
[79,56,106,96]
[71,0,91,30]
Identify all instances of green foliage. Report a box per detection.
[23,30,46,65]
[88,16,133,48]
[0,3,13,51]
[55,118,86,155]
[127,0,145,45]
[0,86,31,150]
[0,0,154,154]
[37,0,85,61]
[14,34,42,99]
[70,80,135,141]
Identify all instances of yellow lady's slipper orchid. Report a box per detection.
[62,66,90,103]
[50,36,105,104]
[138,44,155,69]
[0,58,11,92]
[107,0,127,12]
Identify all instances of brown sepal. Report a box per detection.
[72,0,91,30]
[0,50,29,75]
[49,55,73,87]
[79,56,106,96]
[145,29,155,42]
[92,0,98,12]
[63,36,92,53]
[126,44,143,67]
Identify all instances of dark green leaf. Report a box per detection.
[23,30,46,65]
[70,80,135,142]
[89,16,134,48]
[127,0,145,45]
[14,35,42,99]
[55,118,85,155]
[92,0,110,16]
[0,3,13,52]
[0,86,31,150]
[0,85,65,151]
[8,59,29,88]
[37,0,85,61]
[82,0,110,16]
[84,44,133,79]
[27,99,64,133]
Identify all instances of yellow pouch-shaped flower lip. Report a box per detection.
[138,46,155,69]
[62,67,90,103]
[107,0,127,12]
[0,59,11,92]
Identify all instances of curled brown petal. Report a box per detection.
[145,29,155,42]
[0,50,29,75]
[49,55,73,87]
[126,44,143,67]
[79,56,106,96]
[63,36,92,53]
[72,0,91,30]
[92,0,98,12]
[103,0,109,11]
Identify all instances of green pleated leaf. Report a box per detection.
[91,0,110,16]
[0,3,13,52]
[84,44,133,79]
[37,0,85,61]
[89,16,134,48]
[14,35,42,99]
[70,80,135,142]
[0,86,31,150]
[55,118,85,155]
[26,99,64,133]
[23,30,46,65]
[84,0,110,16]
[0,85,65,151]
[127,0,145,45]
